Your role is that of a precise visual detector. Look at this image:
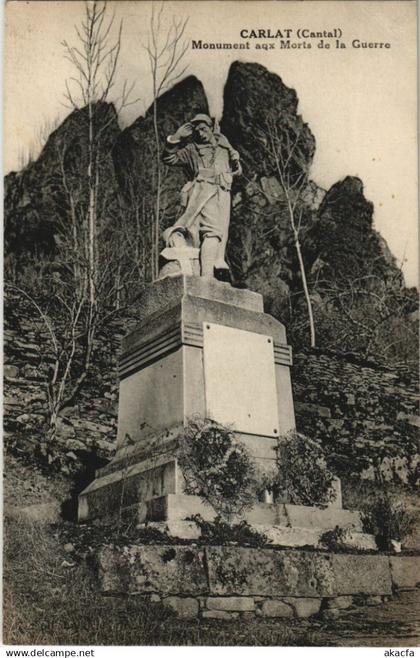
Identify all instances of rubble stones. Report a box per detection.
[282,597,322,618]
[260,599,294,618]
[293,351,419,481]
[389,556,420,590]
[163,596,199,618]
[206,597,255,612]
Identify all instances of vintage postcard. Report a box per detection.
[3,0,419,650]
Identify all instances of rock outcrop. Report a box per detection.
[305,176,403,286]
[5,103,120,262]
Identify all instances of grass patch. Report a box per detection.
[3,516,327,645]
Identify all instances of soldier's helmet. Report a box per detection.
[190,114,213,128]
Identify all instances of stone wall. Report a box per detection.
[4,291,419,480]
[96,543,420,620]
[292,350,419,482]
[4,291,123,468]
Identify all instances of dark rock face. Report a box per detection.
[5,77,209,261]
[221,61,315,178]
[218,62,321,322]
[305,176,401,285]
[5,103,121,261]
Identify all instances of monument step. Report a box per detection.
[143,520,378,551]
[117,493,363,532]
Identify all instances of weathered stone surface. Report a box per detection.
[125,276,264,328]
[259,525,322,548]
[320,530,378,552]
[260,599,294,618]
[78,459,178,522]
[331,554,392,595]
[146,494,217,523]
[389,556,420,589]
[206,597,255,612]
[338,532,378,552]
[285,504,363,531]
[94,543,401,604]
[365,595,383,606]
[150,593,161,603]
[322,608,341,620]
[283,597,322,618]
[242,503,288,526]
[407,415,420,428]
[146,520,202,540]
[97,545,208,596]
[327,478,343,509]
[206,547,334,597]
[4,364,19,378]
[326,595,353,610]
[163,596,199,618]
[201,610,239,620]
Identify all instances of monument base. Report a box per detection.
[78,443,371,552]
[78,275,363,545]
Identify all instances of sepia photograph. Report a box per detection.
[3,0,419,648]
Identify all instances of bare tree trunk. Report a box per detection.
[259,118,317,348]
[292,226,316,347]
[146,5,189,279]
[152,98,161,280]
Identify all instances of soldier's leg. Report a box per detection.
[200,235,220,278]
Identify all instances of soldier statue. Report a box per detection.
[161,114,242,280]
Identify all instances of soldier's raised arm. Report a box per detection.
[163,123,194,166]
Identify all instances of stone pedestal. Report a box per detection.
[79,276,296,523]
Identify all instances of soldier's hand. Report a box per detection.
[174,123,194,140]
[232,159,242,176]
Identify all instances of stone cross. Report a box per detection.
[158,246,200,278]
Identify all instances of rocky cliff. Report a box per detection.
[5,103,120,264]
[5,61,405,301]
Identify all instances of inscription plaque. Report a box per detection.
[202,322,279,437]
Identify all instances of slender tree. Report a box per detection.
[6,1,140,441]
[62,0,136,305]
[257,116,317,347]
[145,2,189,278]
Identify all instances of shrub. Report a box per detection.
[274,431,336,507]
[320,525,352,552]
[361,492,416,550]
[177,418,256,520]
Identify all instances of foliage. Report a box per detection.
[178,418,256,520]
[188,514,269,547]
[274,431,336,507]
[320,525,352,552]
[361,492,416,550]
